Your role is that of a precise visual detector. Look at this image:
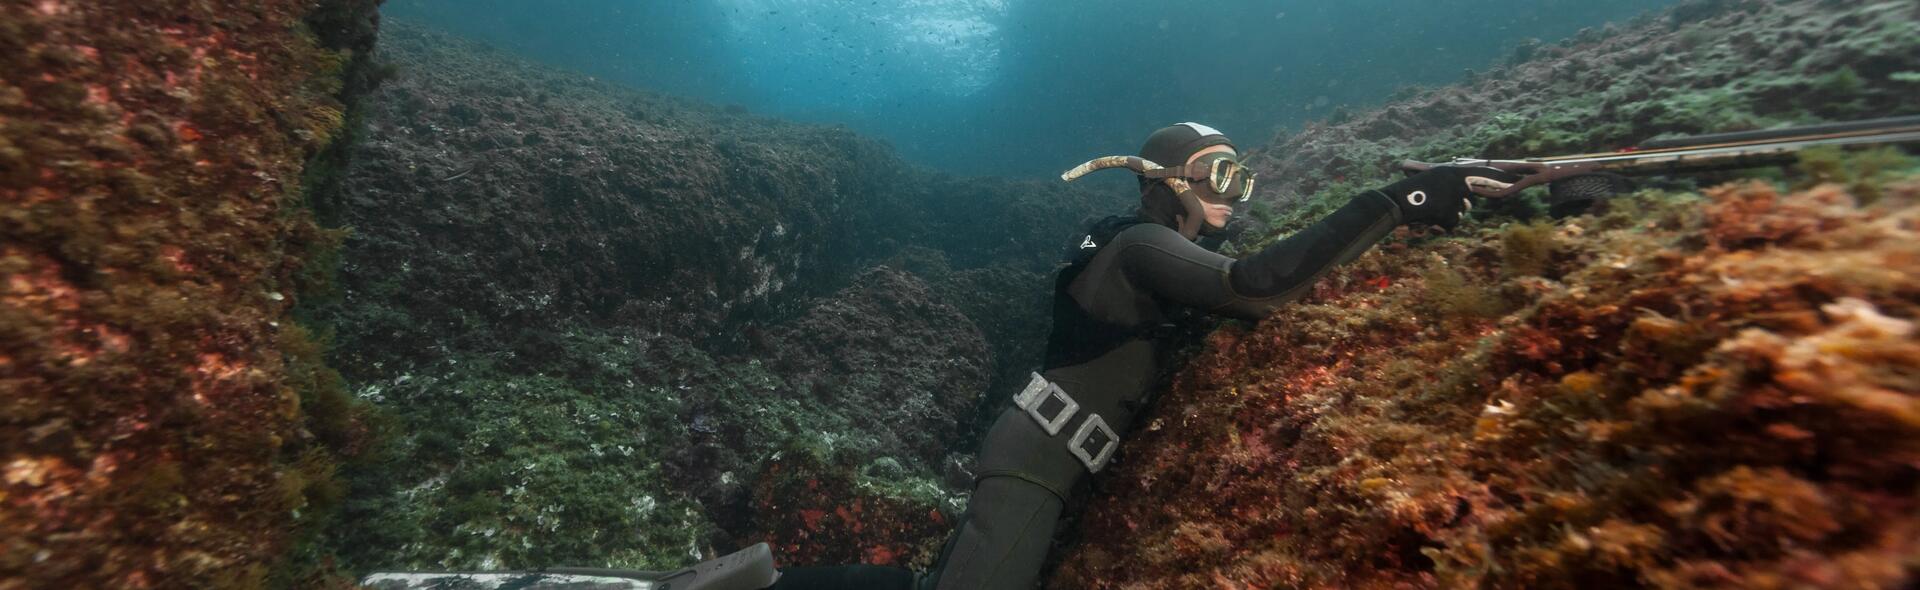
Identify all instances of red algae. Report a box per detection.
[750,449,952,570]
[0,0,378,588]
[1051,176,1920,589]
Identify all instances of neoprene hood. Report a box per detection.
[1138,123,1236,239]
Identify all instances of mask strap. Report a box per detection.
[1141,162,1214,181]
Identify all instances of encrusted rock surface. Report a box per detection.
[321,24,1108,377]
[750,443,958,571]
[671,267,990,562]
[1054,171,1920,589]
[1051,0,1920,586]
[324,24,907,354]
[1245,0,1920,211]
[0,0,380,587]
[758,268,992,469]
[318,23,1109,572]
[14,0,1911,585]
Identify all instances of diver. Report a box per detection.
[505,123,1521,590]
[745,123,1523,589]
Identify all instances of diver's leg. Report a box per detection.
[917,395,1091,590]
[768,373,1102,590]
[921,475,1064,590]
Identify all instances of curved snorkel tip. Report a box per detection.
[1061,156,1163,182]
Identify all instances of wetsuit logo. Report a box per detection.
[1080,235,1097,249]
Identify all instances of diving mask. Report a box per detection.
[1185,152,1257,203]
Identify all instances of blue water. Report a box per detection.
[384,0,1679,176]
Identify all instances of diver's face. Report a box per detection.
[1201,197,1235,229]
[1189,145,1238,229]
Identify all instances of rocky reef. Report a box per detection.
[0,0,380,588]
[1052,0,1920,587]
[315,23,1112,572]
[8,0,1915,586]
[1054,167,1919,589]
[1242,0,1920,217]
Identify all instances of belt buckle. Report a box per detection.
[1069,414,1118,473]
[1014,372,1078,436]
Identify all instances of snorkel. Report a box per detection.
[1061,155,1207,239]
[1062,145,1257,240]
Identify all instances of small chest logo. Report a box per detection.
[1079,236,1097,249]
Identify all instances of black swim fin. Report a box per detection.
[362,542,780,590]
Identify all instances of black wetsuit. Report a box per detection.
[772,189,1405,590]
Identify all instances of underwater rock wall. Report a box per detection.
[322,24,1106,373]
[0,0,380,588]
[324,24,911,355]
[1054,169,1920,590]
[756,268,992,470]
[1052,0,1920,587]
[318,23,1111,571]
[1245,0,1920,210]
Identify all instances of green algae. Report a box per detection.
[1794,145,1918,204]
[332,328,704,570]
[327,321,964,571]
[1497,221,1559,278]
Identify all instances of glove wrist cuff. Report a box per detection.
[1378,171,1466,228]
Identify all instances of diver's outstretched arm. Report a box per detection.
[1105,166,1520,321]
[1092,191,1396,322]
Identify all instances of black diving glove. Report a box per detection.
[1375,166,1524,230]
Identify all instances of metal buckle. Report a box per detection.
[1013,372,1078,436]
[1069,414,1119,473]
